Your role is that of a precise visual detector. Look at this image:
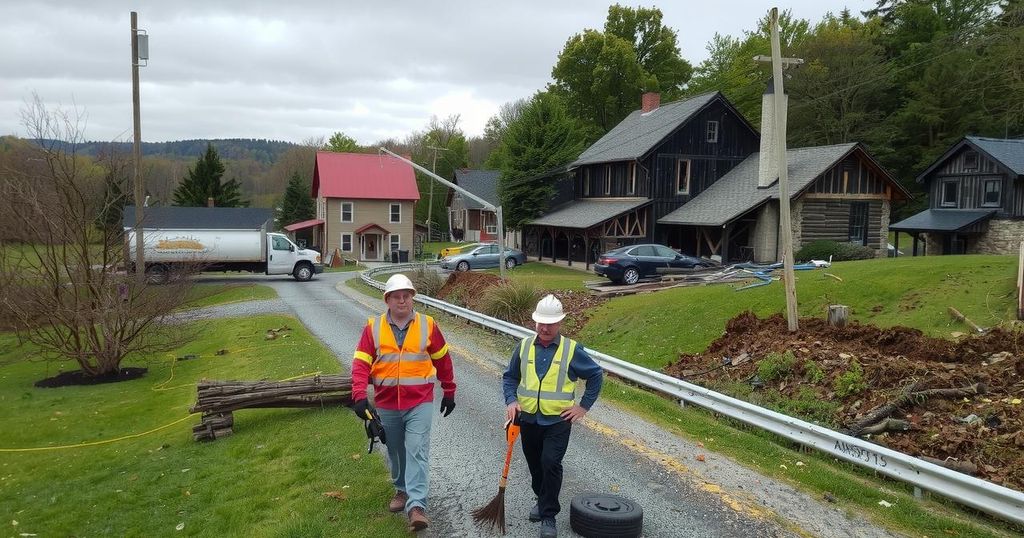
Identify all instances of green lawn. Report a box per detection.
[182,283,278,309]
[0,316,408,537]
[483,262,591,291]
[578,254,1018,370]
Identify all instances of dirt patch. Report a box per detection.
[35,367,148,388]
[665,312,1024,490]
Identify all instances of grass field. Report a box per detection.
[182,283,278,309]
[0,316,409,537]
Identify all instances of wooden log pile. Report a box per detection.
[190,374,353,441]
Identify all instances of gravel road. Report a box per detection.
[187,272,897,538]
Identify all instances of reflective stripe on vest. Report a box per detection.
[516,335,577,415]
[367,313,436,387]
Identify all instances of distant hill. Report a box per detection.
[33,138,302,164]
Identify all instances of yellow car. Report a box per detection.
[438,243,480,259]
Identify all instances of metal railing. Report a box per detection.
[362,265,1024,525]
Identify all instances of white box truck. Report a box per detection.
[124,206,323,283]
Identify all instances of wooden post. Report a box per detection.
[827,305,849,327]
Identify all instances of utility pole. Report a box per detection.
[424,144,448,242]
[130,12,147,283]
[756,7,802,332]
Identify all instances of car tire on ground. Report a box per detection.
[456,260,470,272]
[504,257,517,269]
[569,493,643,538]
[623,267,640,285]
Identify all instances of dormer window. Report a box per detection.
[963,151,979,170]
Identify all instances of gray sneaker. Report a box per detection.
[539,517,557,538]
[528,504,541,522]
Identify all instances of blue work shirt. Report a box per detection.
[502,335,604,425]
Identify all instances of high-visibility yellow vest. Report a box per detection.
[516,335,578,415]
[365,313,438,388]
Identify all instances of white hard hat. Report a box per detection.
[532,294,565,324]
[384,273,416,299]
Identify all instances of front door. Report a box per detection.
[364,234,378,261]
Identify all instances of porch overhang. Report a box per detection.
[283,218,324,232]
[354,223,390,235]
[890,209,996,233]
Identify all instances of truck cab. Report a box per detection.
[267,232,323,281]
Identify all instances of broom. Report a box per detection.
[471,414,521,534]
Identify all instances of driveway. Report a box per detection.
[187,272,895,537]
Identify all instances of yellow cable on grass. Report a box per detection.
[0,413,196,453]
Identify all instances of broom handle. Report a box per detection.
[498,427,519,488]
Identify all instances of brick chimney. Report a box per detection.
[641,92,660,113]
[758,78,787,188]
[207,197,215,208]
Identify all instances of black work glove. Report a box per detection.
[439,396,456,417]
[352,399,370,420]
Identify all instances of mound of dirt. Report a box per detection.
[665,312,1024,490]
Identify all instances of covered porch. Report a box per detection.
[283,218,324,251]
[890,209,996,256]
[354,223,390,262]
[523,198,651,270]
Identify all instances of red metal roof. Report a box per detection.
[354,223,390,235]
[283,218,324,232]
[313,152,420,201]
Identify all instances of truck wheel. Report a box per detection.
[145,265,169,285]
[293,263,314,282]
[569,493,643,538]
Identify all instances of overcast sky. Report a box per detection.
[0,1,873,146]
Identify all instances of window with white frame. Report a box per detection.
[341,202,353,222]
[941,180,958,207]
[316,198,325,219]
[706,121,719,143]
[982,179,1001,206]
[604,165,612,195]
[628,162,636,195]
[341,233,353,252]
[390,203,401,223]
[676,159,691,194]
[583,169,591,196]
[963,151,979,170]
[485,224,497,234]
[390,234,400,253]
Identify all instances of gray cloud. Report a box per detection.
[0,1,871,144]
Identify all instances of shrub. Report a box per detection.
[479,280,542,327]
[410,267,445,297]
[834,360,868,397]
[795,240,876,262]
[755,351,797,382]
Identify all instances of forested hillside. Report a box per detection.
[36,138,299,164]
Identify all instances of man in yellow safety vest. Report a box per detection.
[502,294,604,538]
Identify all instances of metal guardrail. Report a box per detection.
[362,265,1024,525]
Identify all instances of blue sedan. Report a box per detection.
[594,244,711,284]
[440,244,527,271]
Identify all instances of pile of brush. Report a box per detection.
[190,374,352,441]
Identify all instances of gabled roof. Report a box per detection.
[528,198,650,229]
[450,169,500,210]
[659,143,866,227]
[283,218,324,232]
[123,206,272,230]
[890,209,996,232]
[916,136,1024,182]
[573,91,751,166]
[313,152,419,200]
[354,223,390,235]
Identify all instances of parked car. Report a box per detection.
[438,242,480,259]
[594,244,711,285]
[440,243,527,271]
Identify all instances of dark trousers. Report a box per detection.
[519,419,572,519]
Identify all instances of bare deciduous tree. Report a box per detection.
[0,95,193,379]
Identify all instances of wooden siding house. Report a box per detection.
[311,152,419,263]
[445,169,500,243]
[523,91,760,267]
[660,84,910,263]
[891,136,1024,255]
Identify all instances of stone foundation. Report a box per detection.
[972,219,1024,255]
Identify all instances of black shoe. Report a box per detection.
[528,504,541,522]
[539,517,557,538]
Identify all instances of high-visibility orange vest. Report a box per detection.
[365,313,437,389]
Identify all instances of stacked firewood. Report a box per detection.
[190,374,353,441]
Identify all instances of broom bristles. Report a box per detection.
[471,486,507,534]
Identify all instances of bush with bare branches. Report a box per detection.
[0,95,193,378]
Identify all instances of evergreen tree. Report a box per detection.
[277,172,316,227]
[172,143,248,207]
[494,92,586,229]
